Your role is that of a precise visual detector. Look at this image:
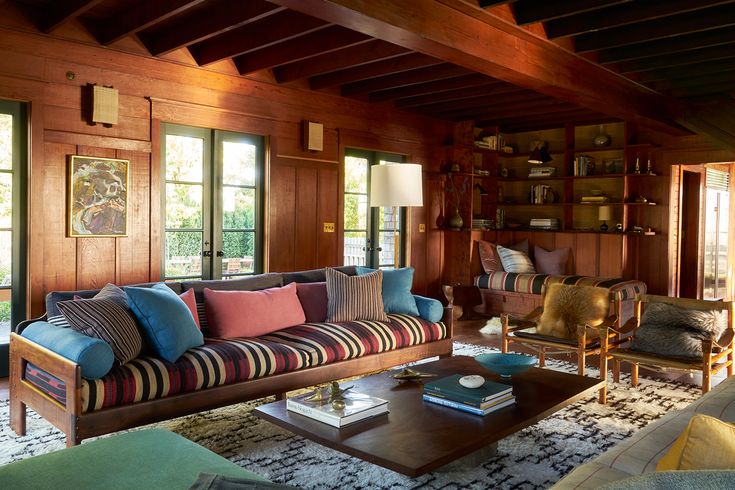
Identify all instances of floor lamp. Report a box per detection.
[369,163,424,269]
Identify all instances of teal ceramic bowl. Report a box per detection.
[475,353,536,378]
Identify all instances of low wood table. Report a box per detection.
[254,356,603,477]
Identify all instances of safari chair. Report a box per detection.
[599,294,734,401]
[501,284,624,403]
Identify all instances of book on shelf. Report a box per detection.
[528,166,556,178]
[422,393,516,416]
[529,218,559,230]
[286,391,389,428]
[423,374,512,405]
[580,196,610,203]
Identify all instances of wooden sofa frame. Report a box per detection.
[10,308,453,447]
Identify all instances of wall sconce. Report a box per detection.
[302,121,323,152]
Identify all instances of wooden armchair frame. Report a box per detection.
[501,301,623,404]
[599,294,734,402]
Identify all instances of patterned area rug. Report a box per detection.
[0,342,701,489]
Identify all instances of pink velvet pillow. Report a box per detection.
[296,282,328,323]
[534,246,570,275]
[179,288,200,329]
[204,282,306,338]
[478,240,504,274]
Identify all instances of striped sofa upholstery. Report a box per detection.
[26,315,448,412]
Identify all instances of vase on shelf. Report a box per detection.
[593,125,611,147]
[447,208,463,229]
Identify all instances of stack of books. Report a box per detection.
[422,374,515,416]
[530,218,560,230]
[528,166,556,178]
[286,391,389,428]
[529,184,555,204]
[471,218,493,229]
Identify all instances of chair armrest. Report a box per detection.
[714,329,734,351]
[501,310,540,333]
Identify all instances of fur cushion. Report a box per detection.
[630,302,727,359]
[537,284,609,339]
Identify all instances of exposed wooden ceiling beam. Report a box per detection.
[618,44,735,74]
[89,0,205,45]
[479,1,512,7]
[39,0,103,33]
[438,99,574,121]
[512,0,631,25]
[369,73,496,102]
[394,81,513,108]
[637,58,735,83]
[309,53,442,89]
[574,4,735,53]
[266,0,684,134]
[188,10,328,66]
[651,70,735,93]
[499,116,620,133]
[234,26,370,74]
[545,0,733,39]
[671,81,735,98]
[273,40,408,83]
[341,63,471,96]
[481,109,608,127]
[673,95,735,149]
[419,90,547,114]
[140,0,283,56]
[597,25,735,64]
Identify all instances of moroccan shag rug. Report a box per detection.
[0,342,701,489]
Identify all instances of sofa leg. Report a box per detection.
[10,397,26,437]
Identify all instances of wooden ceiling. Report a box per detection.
[6,0,735,141]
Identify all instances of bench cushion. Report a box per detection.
[475,272,549,294]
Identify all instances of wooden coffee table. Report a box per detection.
[254,356,604,477]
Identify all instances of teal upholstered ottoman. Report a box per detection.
[0,429,264,489]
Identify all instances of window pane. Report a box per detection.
[344,194,367,230]
[344,231,366,266]
[165,135,203,182]
[222,232,254,275]
[165,231,202,277]
[0,114,11,170]
[0,231,10,284]
[0,172,11,228]
[222,187,255,229]
[222,141,256,186]
[379,230,400,267]
[345,156,368,193]
[166,183,202,228]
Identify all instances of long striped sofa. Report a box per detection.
[475,272,646,326]
[10,267,453,446]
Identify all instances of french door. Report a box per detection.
[162,124,264,281]
[0,100,27,377]
[343,148,406,268]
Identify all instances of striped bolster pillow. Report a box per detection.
[325,267,389,323]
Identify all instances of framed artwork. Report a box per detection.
[68,155,129,237]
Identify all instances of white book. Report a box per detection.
[286,391,389,428]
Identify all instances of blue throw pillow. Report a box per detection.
[21,322,114,379]
[356,266,419,316]
[413,295,444,323]
[125,283,204,363]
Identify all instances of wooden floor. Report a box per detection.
[0,317,721,404]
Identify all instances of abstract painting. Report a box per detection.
[68,155,128,237]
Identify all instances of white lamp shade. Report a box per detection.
[598,205,612,221]
[369,163,424,207]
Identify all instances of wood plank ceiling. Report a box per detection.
[6,0,735,139]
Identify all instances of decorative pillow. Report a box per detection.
[496,245,536,273]
[534,246,570,275]
[57,284,143,364]
[204,282,306,338]
[179,288,200,329]
[657,414,735,471]
[21,321,115,379]
[414,295,444,322]
[356,266,419,316]
[537,284,609,339]
[478,240,503,274]
[508,238,530,256]
[296,282,328,323]
[325,268,389,322]
[125,283,204,363]
[630,302,727,358]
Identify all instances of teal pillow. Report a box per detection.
[413,295,443,322]
[21,322,114,379]
[355,266,419,316]
[125,283,204,363]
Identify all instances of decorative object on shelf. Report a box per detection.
[447,209,463,229]
[646,159,656,175]
[634,195,648,203]
[392,368,436,382]
[604,158,624,174]
[528,166,556,178]
[475,352,536,379]
[528,141,552,164]
[634,156,641,174]
[444,171,466,229]
[369,163,424,268]
[615,223,623,232]
[598,205,611,231]
[500,166,508,177]
[593,124,611,147]
[68,155,129,237]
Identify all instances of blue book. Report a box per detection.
[423,374,512,404]
[422,393,515,416]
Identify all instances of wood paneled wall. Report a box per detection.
[0,27,451,317]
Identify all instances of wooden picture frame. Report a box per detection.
[68,155,129,237]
